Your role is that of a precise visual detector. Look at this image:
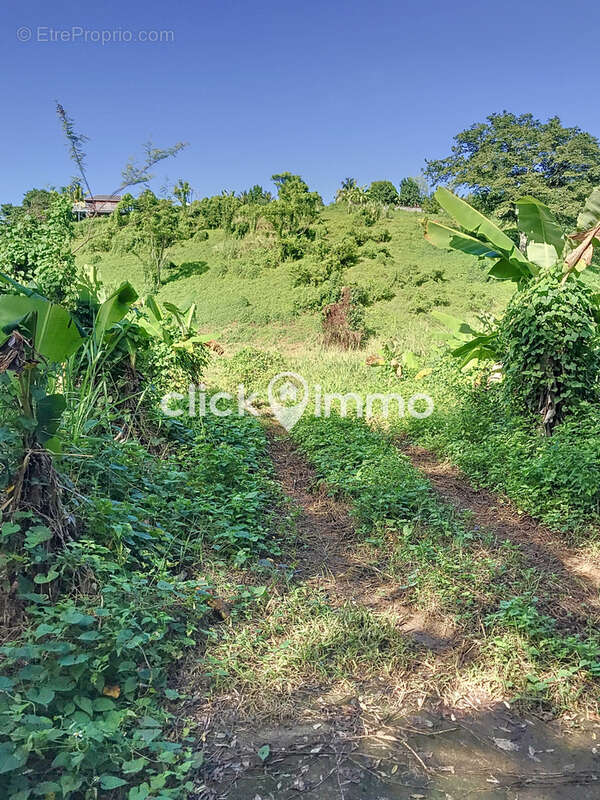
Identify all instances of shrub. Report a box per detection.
[500,267,600,430]
[371,228,392,242]
[279,233,311,261]
[358,203,383,226]
[0,193,78,304]
[219,347,285,392]
[322,286,368,349]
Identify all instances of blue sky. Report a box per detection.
[2,0,599,205]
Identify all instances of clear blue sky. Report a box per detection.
[2,0,599,205]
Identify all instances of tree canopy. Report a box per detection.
[425,112,600,225]
[398,177,423,207]
[368,180,399,206]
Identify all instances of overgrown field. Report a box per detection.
[79,205,514,350]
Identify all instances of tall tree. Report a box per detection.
[123,191,181,289]
[425,112,600,225]
[398,177,423,207]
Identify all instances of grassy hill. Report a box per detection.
[77,205,514,353]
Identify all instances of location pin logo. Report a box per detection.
[268,372,309,431]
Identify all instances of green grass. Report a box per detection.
[196,587,411,713]
[288,412,600,712]
[70,202,600,719]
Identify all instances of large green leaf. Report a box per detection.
[36,394,67,445]
[94,282,138,345]
[425,221,502,258]
[138,295,167,340]
[516,197,564,267]
[0,295,83,362]
[488,259,530,282]
[525,242,559,269]
[577,187,600,231]
[435,187,530,263]
[184,302,196,331]
[431,310,481,338]
[451,335,498,358]
[143,294,163,323]
[136,316,164,340]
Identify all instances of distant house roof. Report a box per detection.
[74,195,122,216]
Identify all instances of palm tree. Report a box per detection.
[336,178,368,212]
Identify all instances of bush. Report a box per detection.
[371,228,392,243]
[292,235,358,287]
[0,193,78,304]
[189,194,241,231]
[0,409,280,797]
[403,357,600,531]
[219,347,285,392]
[500,268,600,429]
[322,286,368,349]
[358,204,383,227]
[279,233,311,261]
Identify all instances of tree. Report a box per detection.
[267,173,322,238]
[124,192,181,289]
[398,177,423,207]
[56,102,187,200]
[173,179,192,208]
[239,184,272,205]
[22,188,54,219]
[335,179,368,212]
[368,180,399,206]
[425,112,600,226]
[0,193,78,304]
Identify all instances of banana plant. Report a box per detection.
[0,286,84,452]
[431,310,501,369]
[67,282,139,438]
[139,295,214,354]
[425,186,600,285]
[0,276,137,452]
[425,187,600,366]
[425,187,537,285]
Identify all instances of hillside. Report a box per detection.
[78,205,514,352]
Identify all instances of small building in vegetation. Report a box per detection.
[73,195,121,219]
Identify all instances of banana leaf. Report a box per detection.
[435,187,530,264]
[516,197,564,268]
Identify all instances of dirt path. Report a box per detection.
[197,423,600,800]
[403,444,600,630]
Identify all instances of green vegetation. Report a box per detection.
[425,111,600,225]
[82,203,512,350]
[290,412,600,705]
[4,104,600,796]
